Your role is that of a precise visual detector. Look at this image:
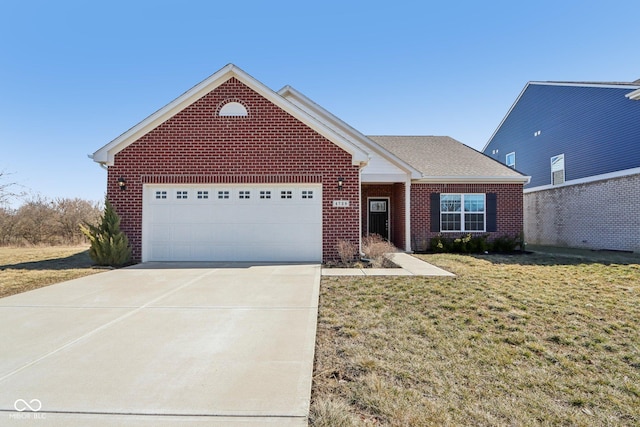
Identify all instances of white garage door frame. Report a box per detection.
[142,183,323,262]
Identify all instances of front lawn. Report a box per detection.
[0,246,102,298]
[311,251,640,426]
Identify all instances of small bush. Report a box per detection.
[362,234,397,267]
[430,233,522,254]
[336,239,358,265]
[431,233,489,254]
[491,234,524,252]
[80,200,131,267]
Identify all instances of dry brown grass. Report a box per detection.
[0,246,103,298]
[311,251,640,426]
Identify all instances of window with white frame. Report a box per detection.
[440,194,486,232]
[506,152,516,168]
[551,154,565,185]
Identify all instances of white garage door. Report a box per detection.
[142,184,322,262]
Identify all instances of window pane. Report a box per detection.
[441,213,461,231]
[464,213,485,231]
[441,195,461,212]
[464,195,485,212]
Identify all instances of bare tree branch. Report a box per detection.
[0,170,26,206]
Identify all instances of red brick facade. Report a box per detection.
[410,183,524,251]
[106,78,360,262]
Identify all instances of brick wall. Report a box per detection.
[524,174,640,252]
[106,78,360,262]
[410,183,524,251]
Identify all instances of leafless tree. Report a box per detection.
[14,196,58,245]
[0,207,18,245]
[54,198,102,244]
[0,170,25,207]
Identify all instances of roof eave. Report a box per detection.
[93,64,369,167]
[481,82,532,153]
[415,175,531,184]
[278,85,420,177]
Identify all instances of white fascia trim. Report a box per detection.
[531,81,640,90]
[415,175,531,184]
[626,88,640,100]
[93,64,369,166]
[524,167,640,193]
[482,82,531,153]
[278,85,421,178]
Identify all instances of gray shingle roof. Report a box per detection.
[368,135,527,178]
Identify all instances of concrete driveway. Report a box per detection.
[0,263,320,426]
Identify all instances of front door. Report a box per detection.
[368,198,389,240]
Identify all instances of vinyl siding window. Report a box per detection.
[551,154,565,185]
[506,152,516,168]
[440,194,486,232]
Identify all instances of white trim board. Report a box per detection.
[92,64,369,167]
[524,167,640,194]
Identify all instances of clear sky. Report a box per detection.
[1,0,638,207]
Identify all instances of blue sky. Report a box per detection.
[1,0,638,207]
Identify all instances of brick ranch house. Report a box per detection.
[91,64,529,262]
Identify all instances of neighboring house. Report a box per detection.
[483,80,640,252]
[91,64,528,262]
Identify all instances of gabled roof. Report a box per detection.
[92,64,369,166]
[277,86,421,179]
[483,80,640,152]
[370,136,530,183]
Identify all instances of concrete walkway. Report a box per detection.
[0,263,320,426]
[322,253,455,277]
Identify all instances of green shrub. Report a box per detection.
[490,234,520,253]
[430,233,523,254]
[80,200,132,267]
[430,234,489,254]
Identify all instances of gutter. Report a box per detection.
[415,175,531,184]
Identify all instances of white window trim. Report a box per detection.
[440,193,486,233]
[550,154,565,185]
[506,152,516,168]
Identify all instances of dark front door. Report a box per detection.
[368,199,389,240]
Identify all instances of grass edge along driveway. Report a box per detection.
[0,246,103,298]
[311,251,640,426]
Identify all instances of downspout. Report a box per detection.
[359,164,365,257]
[405,175,412,252]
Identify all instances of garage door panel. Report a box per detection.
[143,185,322,262]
